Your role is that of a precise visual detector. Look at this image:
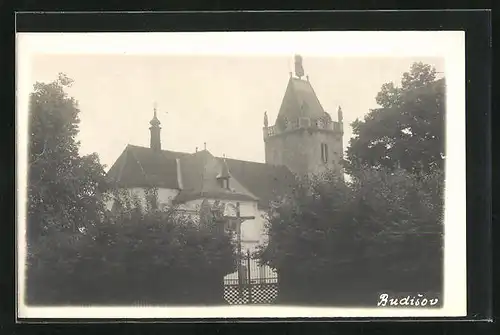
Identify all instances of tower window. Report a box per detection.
[321,143,328,163]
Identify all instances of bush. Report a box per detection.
[26,200,237,306]
[259,168,444,306]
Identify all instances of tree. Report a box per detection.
[27,192,237,305]
[259,168,444,305]
[27,73,109,242]
[345,62,445,177]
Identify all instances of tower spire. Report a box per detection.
[149,102,161,152]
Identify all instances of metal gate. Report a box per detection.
[223,250,278,305]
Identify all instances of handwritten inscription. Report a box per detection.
[377,293,439,307]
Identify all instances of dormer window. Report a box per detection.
[220,178,230,189]
[217,158,231,189]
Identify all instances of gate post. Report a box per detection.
[246,249,252,303]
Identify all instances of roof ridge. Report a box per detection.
[126,143,191,156]
[222,156,292,170]
[114,146,130,183]
[305,78,327,116]
[289,77,303,116]
[127,147,150,186]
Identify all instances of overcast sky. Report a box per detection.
[29,54,444,170]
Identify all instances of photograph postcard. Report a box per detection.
[16,30,466,319]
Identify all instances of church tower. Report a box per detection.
[149,103,162,152]
[263,55,344,177]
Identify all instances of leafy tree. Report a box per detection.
[259,168,444,305]
[27,73,109,242]
[345,62,445,177]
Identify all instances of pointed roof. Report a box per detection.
[150,111,161,127]
[275,76,327,126]
[224,158,296,208]
[150,105,161,127]
[174,150,258,203]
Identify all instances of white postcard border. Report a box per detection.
[16,31,466,319]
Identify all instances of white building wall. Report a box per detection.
[105,192,270,252]
[105,187,179,211]
[178,199,268,252]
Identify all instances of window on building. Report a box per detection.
[321,143,328,163]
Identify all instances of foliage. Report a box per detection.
[345,62,445,177]
[26,192,237,305]
[259,167,444,304]
[26,75,237,305]
[27,73,109,242]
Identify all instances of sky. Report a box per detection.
[29,54,444,170]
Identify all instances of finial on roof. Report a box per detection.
[195,146,198,153]
[294,54,304,79]
[338,106,343,122]
[204,142,207,150]
[150,102,160,127]
[264,111,268,128]
[306,75,309,81]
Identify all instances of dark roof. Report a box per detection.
[107,145,297,208]
[174,150,259,204]
[275,77,327,126]
[224,158,296,209]
[106,144,188,189]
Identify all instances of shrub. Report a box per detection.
[26,198,237,306]
[259,168,444,306]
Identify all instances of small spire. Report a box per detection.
[337,106,343,123]
[150,102,160,127]
[195,146,198,153]
[204,142,207,150]
[264,111,268,128]
[149,102,161,151]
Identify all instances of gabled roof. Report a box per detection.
[275,77,327,126]
[106,145,297,209]
[106,144,188,189]
[174,150,259,204]
[224,158,296,209]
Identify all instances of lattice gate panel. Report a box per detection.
[224,283,278,305]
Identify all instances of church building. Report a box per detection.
[105,55,344,254]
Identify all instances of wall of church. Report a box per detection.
[104,191,269,252]
[181,198,268,252]
[104,187,180,211]
[265,128,343,176]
